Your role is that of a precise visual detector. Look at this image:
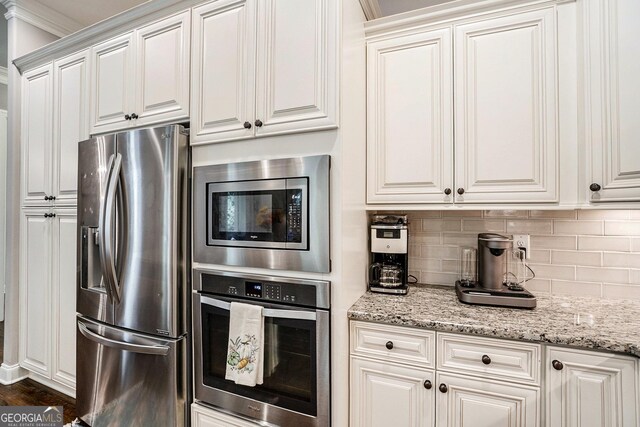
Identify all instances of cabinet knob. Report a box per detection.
[51,213,56,218]
[124,114,131,120]
[44,213,49,218]
[255,119,263,128]
[51,195,56,200]
[44,195,49,201]
[457,188,465,195]
[131,113,138,120]
[385,341,393,350]
[444,188,452,195]
[243,121,252,129]
[423,380,432,390]
[589,183,601,192]
[481,355,491,365]
[439,383,448,393]
[552,360,564,371]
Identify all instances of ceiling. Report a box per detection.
[32,0,149,28]
[376,0,458,17]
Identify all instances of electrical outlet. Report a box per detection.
[513,234,531,259]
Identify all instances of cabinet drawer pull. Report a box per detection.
[552,359,564,371]
[130,113,138,120]
[255,119,263,127]
[457,188,465,195]
[385,341,393,350]
[481,354,491,365]
[589,183,601,192]
[423,380,432,390]
[124,114,131,120]
[439,383,448,393]
[444,188,452,195]
[243,121,252,129]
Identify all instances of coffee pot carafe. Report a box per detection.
[369,262,404,287]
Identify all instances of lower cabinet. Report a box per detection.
[192,403,259,427]
[20,208,77,395]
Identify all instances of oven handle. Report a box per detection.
[200,295,317,321]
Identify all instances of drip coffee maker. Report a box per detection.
[368,215,409,295]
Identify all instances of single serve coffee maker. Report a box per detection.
[368,215,409,295]
[455,233,536,308]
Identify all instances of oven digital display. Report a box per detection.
[245,281,263,298]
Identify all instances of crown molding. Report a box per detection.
[0,66,7,85]
[2,0,84,38]
[359,0,382,20]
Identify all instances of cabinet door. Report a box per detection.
[584,0,640,202]
[90,32,135,134]
[22,63,53,206]
[367,28,453,204]
[454,8,557,203]
[51,211,77,389]
[546,347,639,427]
[19,211,52,377]
[134,11,190,126]
[190,0,256,144]
[53,50,90,206]
[192,403,259,427]
[436,372,540,427]
[351,357,435,427]
[254,0,337,136]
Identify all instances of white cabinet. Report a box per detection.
[583,0,640,202]
[436,372,540,427]
[366,5,559,205]
[190,0,337,144]
[546,346,639,427]
[366,28,453,204]
[90,11,190,134]
[19,209,77,393]
[192,403,259,427]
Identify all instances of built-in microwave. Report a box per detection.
[193,155,330,273]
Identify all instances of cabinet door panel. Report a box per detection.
[90,32,134,133]
[191,0,256,144]
[585,0,640,202]
[20,212,51,376]
[546,347,639,427]
[255,0,337,136]
[53,50,90,205]
[351,357,434,427]
[454,8,557,203]
[135,11,190,125]
[367,28,453,203]
[22,64,53,206]
[436,372,539,427]
[52,213,77,388]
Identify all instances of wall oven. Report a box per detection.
[193,269,330,427]
[193,155,330,273]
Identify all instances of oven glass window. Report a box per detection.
[201,304,318,416]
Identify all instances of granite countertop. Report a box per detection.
[348,284,640,358]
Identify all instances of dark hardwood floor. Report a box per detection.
[0,322,78,424]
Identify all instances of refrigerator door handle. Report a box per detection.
[200,295,317,321]
[78,321,170,356]
[99,153,122,304]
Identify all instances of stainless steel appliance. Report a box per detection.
[455,233,536,308]
[193,155,330,273]
[368,215,409,295]
[193,269,330,427]
[76,125,188,426]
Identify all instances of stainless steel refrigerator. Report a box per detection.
[76,124,188,427]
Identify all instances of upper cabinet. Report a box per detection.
[366,4,558,206]
[583,0,640,203]
[90,11,190,135]
[190,0,337,144]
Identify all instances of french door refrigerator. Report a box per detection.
[76,125,189,427]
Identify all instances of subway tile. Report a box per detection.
[529,210,577,219]
[420,245,460,260]
[578,210,631,220]
[528,264,576,280]
[409,258,442,271]
[576,267,629,284]
[551,250,601,267]
[443,233,478,247]
[441,210,483,218]
[419,271,458,286]
[531,235,577,250]
[462,219,506,232]
[604,221,640,236]
[507,220,553,234]
[602,252,640,268]
[408,211,442,219]
[409,244,421,256]
[631,270,640,284]
[422,219,461,232]
[632,238,640,253]
[483,210,528,218]
[412,233,441,244]
[529,249,551,264]
[524,278,551,293]
[442,260,460,273]
[602,284,640,301]
[553,220,603,236]
[578,236,630,252]
[551,280,602,297]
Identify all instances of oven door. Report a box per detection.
[193,293,330,427]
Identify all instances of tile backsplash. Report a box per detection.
[406,210,640,300]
